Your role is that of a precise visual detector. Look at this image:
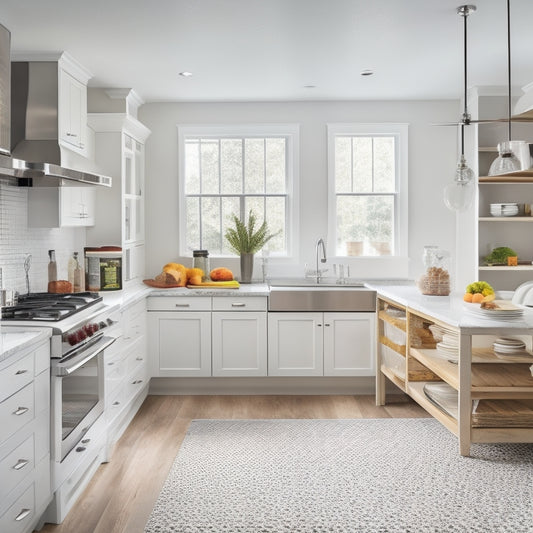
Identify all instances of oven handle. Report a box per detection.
[52,335,116,376]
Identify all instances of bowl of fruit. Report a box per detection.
[463,281,495,304]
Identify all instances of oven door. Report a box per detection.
[51,335,116,462]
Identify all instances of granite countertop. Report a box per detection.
[0,326,52,363]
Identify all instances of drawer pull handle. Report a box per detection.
[136,357,144,361]
[15,509,31,522]
[15,369,29,375]
[325,323,331,327]
[231,302,246,307]
[76,446,86,453]
[175,303,190,307]
[132,379,143,385]
[14,407,29,416]
[113,401,121,406]
[108,362,115,366]
[81,438,91,444]
[13,459,30,470]
[317,324,322,327]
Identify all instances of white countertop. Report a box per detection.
[147,283,269,297]
[0,326,52,363]
[372,283,533,332]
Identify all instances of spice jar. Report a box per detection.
[417,246,451,296]
[193,250,210,280]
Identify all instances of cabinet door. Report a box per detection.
[59,69,87,154]
[268,312,323,376]
[61,187,95,226]
[212,312,267,376]
[148,312,211,377]
[323,312,376,376]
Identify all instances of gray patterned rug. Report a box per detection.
[144,419,533,533]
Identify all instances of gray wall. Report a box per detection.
[139,99,459,281]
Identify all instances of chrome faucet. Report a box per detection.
[315,238,327,283]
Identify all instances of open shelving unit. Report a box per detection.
[376,295,533,455]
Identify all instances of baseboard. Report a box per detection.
[149,376,378,395]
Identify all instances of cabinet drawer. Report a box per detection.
[125,365,148,403]
[212,297,267,311]
[123,310,146,341]
[0,483,34,533]
[125,337,147,375]
[147,296,211,311]
[0,434,34,501]
[0,383,35,446]
[123,298,146,320]
[0,353,34,403]
[34,342,50,376]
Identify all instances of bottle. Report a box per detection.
[74,252,83,293]
[68,252,83,292]
[48,250,57,283]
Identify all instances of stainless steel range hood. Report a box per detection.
[0,23,111,187]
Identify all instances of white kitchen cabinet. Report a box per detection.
[28,186,95,228]
[148,311,212,377]
[0,336,52,533]
[59,67,87,154]
[212,312,267,376]
[268,312,375,377]
[87,106,151,287]
[268,313,324,376]
[323,312,375,376]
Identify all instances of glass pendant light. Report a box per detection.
[488,0,521,176]
[444,5,476,212]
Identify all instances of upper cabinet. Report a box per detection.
[58,53,91,157]
[87,89,151,286]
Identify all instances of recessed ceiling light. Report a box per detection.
[303,85,317,89]
[360,69,374,77]
[179,71,193,77]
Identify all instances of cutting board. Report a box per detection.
[143,279,184,288]
[187,281,240,289]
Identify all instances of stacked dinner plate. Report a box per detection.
[493,337,528,356]
[436,331,460,362]
[490,202,519,217]
[466,301,523,321]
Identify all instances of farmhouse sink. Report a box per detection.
[267,277,366,288]
[268,281,376,312]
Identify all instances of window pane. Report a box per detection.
[335,137,351,193]
[186,197,200,251]
[244,139,265,194]
[353,137,373,192]
[221,197,240,255]
[265,196,285,253]
[200,140,219,194]
[184,140,200,194]
[374,137,395,193]
[201,197,222,253]
[244,197,265,223]
[221,139,243,194]
[336,195,394,256]
[266,138,286,193]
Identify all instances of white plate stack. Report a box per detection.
[493,337,528,356]
[436,331,460,362]
[490,202,519,217]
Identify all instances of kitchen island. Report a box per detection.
[374,284,533,455]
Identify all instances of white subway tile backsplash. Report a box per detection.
[0,184,87,293]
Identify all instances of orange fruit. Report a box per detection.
[471,293,484,303]
[463,293,473,302]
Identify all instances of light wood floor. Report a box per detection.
[38,394,430,533]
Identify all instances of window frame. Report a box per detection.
[327,123,408,259]
[177,124,300,258]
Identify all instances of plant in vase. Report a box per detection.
[225,210,281,283]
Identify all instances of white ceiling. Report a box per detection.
[2,0,533,103]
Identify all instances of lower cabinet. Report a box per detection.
[268,312,376,376]
[212,312,267,376]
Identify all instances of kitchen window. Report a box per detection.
[178,124,299,257]
[327,123,408,258]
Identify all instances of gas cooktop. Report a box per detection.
[2,292,103,321]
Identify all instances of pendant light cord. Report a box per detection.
[462,7,468,156]
[507,0,512,141]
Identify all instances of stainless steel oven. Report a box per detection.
[50,333,115,462]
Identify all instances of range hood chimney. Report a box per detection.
[0,23,111,187]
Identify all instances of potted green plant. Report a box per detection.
[225,210,280,283]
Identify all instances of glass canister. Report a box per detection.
[418,246,451,296]
[192,250,210,280]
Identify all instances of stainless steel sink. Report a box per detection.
[268,283,376,312]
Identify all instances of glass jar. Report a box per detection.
[193,250,210,280]
[418,246,451,296]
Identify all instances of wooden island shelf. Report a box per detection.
[376,289,533,455]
